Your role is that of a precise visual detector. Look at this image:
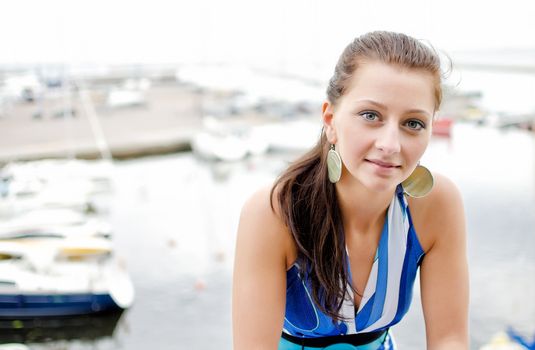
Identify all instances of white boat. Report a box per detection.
[106,78,150,108]
[0,159,115,217]
[479,331,534,350]
[0,233,133,318]
[192,131,249,161]
[0,184,94,217]
[0,345,31,350]
[191,117,269,162]
[1,159,114,195]
[106,89,146,108]
[254,119,321,153]
[0,208,112,239]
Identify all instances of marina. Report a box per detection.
[0,64,534,349]
[1,0,534,346]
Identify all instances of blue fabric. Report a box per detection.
[360,222,389,331]
[282,184,424,349]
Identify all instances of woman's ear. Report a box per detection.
[322,101,337,144]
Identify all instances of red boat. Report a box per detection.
[432,117,454,137]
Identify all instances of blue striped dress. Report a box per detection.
[280,185,425,349]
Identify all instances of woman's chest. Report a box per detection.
[345,231,382,309]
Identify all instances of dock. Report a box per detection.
[0,83,205,162]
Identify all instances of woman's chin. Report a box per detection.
[360,179,399,194]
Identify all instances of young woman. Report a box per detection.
[232,31,469,350]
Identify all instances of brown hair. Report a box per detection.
[328,31,443,110]
[270,31,444,321]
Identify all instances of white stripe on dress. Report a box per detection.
[339,283,357,334]
[360,193,409,332]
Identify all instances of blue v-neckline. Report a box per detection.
[346,209,390,315]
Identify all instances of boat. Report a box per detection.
[0,189,94,218]
[0,159,114,217]
[106,78,150,109]
[191,131,249,161]
[0,232,134,318]
[506,327,535,350]
[479,329,535,350]
[479,333,524,349]
[1,159,114,196]
[0,208,112,240]
[0,345,30,350]
[191,117,269,162]
[255,119,321,153]
[432,117,454,137]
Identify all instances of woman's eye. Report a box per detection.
[406,120,425,130]
[360,112,378,121]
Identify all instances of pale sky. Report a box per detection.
[1,0,534,68]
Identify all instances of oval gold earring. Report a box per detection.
[401,163,434,198]
[327,145,342,183]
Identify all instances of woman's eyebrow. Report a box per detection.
[356,99,387,110]
[405,108,432,118]
[356,99,431,118]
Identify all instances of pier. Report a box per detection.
[0,83,204,162]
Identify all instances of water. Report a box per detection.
[448,69,535,115]
[5,123,535,349]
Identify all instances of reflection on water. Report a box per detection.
[4,123,534,349]
[0,311,124,345]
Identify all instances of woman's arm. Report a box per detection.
[417,174,470,349]
[232,186,290,350]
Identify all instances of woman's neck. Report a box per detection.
[335,179,396,236]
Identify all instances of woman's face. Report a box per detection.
[323,60,436,193]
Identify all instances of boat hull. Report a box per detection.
[0,293,122,318]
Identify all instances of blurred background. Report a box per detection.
[0,0,534,349]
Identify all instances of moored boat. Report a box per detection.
[0,234,134,318]
[432,117,454,137]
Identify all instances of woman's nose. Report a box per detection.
[374,124,401,154]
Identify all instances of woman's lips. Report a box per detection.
[365,159,401,168]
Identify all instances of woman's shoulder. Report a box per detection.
[407,172,466,252]
[237,184,295,266]
[240,183,284,227]
[408,172,463,209]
